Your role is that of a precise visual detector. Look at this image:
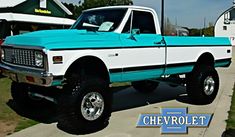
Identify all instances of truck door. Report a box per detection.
[119,10,165,81]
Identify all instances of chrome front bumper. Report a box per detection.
[0,63,54,87]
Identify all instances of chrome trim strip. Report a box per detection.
[1,45,48,71]
[1,61,45,71]
[0,60,52,87]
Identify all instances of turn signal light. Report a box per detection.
[26,76,35,83]
[0,39,4,45]
[53,56,63,64]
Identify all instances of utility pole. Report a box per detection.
[175,17,177,26]
[161,0,164,35]
[203,17,206,36]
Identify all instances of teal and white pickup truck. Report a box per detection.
[0,6,232,132]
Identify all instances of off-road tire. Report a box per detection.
[57,76,112,134]
[186,65,219,104]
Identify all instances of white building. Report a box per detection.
[215,1,235,46]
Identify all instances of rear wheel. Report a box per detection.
[132,80,159,93]
[57,75,112,134]
[186,65,219,104]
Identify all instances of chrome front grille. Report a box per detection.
[3,48,36,67]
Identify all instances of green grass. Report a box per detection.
[0,78,38,134]
[227,84,235,129]
[0,78,14,121]
[14,118,38,132]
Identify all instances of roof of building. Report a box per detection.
[0,0,72,15]
[0,13,75,25]
[0,0,26,8]
[215,7,233,26]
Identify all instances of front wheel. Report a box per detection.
[186,65,219,104]
[57,76,112,134]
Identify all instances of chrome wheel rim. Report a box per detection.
[81,92,104,121]
[203,76,215,96]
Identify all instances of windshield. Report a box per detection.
[72,8,128,32]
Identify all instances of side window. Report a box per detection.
[122,11,156,34]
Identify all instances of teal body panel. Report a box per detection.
[3,29,232,84]
[119,34,164,47]
[164,66,194,75]
[110,69,164,83]
[4,30,123,50]
[4,30,231,50]
[109,60,230,83]
[163,36,231,46]
[52,80,63,86]
[122,69,164,82]
[110,73,123,82]
[215,61,231,67]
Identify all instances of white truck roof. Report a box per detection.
[84,5,156,12]
[85,6,161,34]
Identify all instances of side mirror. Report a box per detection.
[131,29,140,35]
[128,29,140,41]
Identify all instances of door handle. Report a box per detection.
[154,41,163,48]
[154,41,162,44]
[154,39,166,45]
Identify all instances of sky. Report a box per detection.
[61,0,234,28]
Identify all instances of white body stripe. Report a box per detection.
[167,46,232,64]
[47,46,232,76]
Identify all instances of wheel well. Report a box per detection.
[196,53,215,67]
[65,56,110,83]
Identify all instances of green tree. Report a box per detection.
[189,26,214,37]
[189,28,201,36]
[203,22,214,36]
[164,17,176,35]
[62,3,83,19]
[203,26,214,36]
[82,0,133,9]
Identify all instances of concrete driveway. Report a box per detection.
[8,48,235,137]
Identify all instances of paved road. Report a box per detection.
[8,48,235,137]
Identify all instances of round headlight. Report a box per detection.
[1,49,4,60]
[35,51,43,67]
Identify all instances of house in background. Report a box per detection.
[0,0,75,44]
[215,0,235,46]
